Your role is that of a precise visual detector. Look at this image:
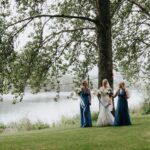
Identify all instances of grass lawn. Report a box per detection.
[0,115,150,150]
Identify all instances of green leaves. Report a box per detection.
[0,0,149,99]
[112,0,150,86]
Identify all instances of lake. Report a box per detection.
[0,90,144,125]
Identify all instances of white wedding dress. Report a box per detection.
[97,87,114,126]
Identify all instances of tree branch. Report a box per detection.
[129,21,150,26]
[42,27,96,46]
[56,40,73,61]
[9,19,33,40]
[111,0,124,19]
[78,39,97,50]
[6,14,96,28]
[127,0,150,18]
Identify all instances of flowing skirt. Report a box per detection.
[80,104,92,127]
[114,97,131,126]
[97,104,114,127]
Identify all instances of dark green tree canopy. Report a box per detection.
[0,0,149,97]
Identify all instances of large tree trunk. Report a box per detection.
[96,0,115,114]
[96,0,113,88]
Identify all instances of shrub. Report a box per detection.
[130,107,142,116]
[32,121,49,130]
[58,115,80,127]
[142,98,150,115]
[0,123,6,129]
[7,118,49,131]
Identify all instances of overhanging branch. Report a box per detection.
[127,0,150,18]
[42,27,96,46]
[111,0,123,19]
[6,14,96,28]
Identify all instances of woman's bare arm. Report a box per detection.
[89,89,92,105]
[125,89,130,99]
[113,89,119,98]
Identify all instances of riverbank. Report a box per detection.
[0,115,150,150]
[0,111,142,134]
[0,90,143,125]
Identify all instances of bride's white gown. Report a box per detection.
[97,87,114,126]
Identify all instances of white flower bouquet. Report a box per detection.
[106,88,113,97]
[97,89,101,97]
[75,88,82,95]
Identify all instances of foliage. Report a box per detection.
[0,0,149,99]
[0,112,98,133]
[112,0,150,84]
[142,99,150,115]
[58,115,80,127]
[58,112,99,127]
[0,118,49,132]
[0,123,6,129]
[0,0,97,96]
[142,86,150,115]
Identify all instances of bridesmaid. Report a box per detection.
[79,80,92,127]
[113,81,131,126]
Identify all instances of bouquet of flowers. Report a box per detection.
[106,88,113,97]
[97,89,101,98]
[75,88,82,95]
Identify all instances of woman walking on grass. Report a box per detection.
[77,80,92,127]
[97,79,114,127]
[113,81,131,126]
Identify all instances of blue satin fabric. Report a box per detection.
[80,90,92,127]
[114,89,131,126]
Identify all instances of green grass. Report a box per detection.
[0,115,150,150]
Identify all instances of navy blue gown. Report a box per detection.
[114,89,131,126]
[80,89,92,127]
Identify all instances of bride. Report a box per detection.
[97,79,114,126]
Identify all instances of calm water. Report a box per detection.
[0,90,143,125]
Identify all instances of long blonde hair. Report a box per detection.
[119,81,125,89]
[101,79,110,88]
[118,81,130,98]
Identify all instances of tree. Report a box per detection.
[0,0,149,100]
[112,0,150,86]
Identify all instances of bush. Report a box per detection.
[130,107,142,116]
[58,112,99,127]
[0,123,6,129]
[32,121,49,130]
[142,98,150,115]
[59,115,80,127]
[7,118,49,131]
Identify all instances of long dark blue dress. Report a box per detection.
[80,89,92,127]
[114,89,131,126]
